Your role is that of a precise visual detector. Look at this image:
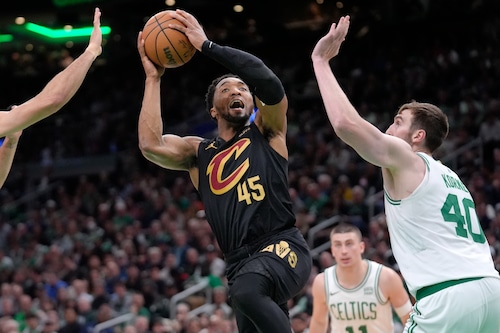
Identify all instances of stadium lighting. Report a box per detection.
[24,23,111,39]
[0,34,14,43]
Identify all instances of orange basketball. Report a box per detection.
[142,10,196,68]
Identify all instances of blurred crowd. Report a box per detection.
[1,2,500,333]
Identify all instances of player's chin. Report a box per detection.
[224,113,250,126]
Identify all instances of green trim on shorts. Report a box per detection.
[407,302,420,333]
[415,277,483,300]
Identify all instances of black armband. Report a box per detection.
[202,40,285,105]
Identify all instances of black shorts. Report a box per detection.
[225,227,312,305]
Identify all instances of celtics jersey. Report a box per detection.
[384,152,499,297]
[324,260,394,333]
[197,123,295,255]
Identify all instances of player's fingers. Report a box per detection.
[94,7,101,27]
[173,10,198,26]
[137,32,145,53]
[167,23,186,33]
[175,9,190,20]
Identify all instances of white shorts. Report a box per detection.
[404,277,500,333]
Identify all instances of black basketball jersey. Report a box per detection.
[197,122,296,255]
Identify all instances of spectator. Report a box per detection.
[204,286,232,319]
[58,307,83,333]
[200,245,226,280]
[43,271,68,303]
[134,316,150,333]
[22,312,41,333]
[479,110,500,172]
[109,281,132,316]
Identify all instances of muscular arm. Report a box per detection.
[309,273,329,333]
[0,8,102,137]
[136,33,202,183]
[311,16,416,171]
[0,132,21,189]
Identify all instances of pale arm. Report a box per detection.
[0,8,102,137]
[311,16,415,170]
[309,273,329,333]
[0,131,22,189]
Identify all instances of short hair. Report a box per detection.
[330,222,362,241]
[397,101,449,153]
[204,74,241,117]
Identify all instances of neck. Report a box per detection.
[217,122,248,141]
[336,259,368,289]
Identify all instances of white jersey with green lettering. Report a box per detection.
[384,152,499,297]
[324,260,394,333]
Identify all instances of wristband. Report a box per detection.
[395,299,412,317]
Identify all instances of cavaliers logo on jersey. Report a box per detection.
[207,138,250,195]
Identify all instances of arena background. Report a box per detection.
[0,1,499,333]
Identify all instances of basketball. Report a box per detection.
[142,10,196,68]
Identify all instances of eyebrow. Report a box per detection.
[218,79,245,88]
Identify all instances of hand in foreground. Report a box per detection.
[311,15,350,63]
[137,31,165,78]
[169,9,208,51]
[86,8,103,58]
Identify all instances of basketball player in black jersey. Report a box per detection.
[137,9,312,333]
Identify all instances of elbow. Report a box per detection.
[138,141,156,160]
[38,93,68,112]
[332,117,356,138]
[138,142,152,156]
[140,147,158,165]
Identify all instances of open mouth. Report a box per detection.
[230,99,244,109]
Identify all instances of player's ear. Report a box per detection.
[360,240,366,255]
[413,129,426,144]
[210,107,217,120]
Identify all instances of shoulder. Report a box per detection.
[186,136,207,148]
[378,264,401,282]
[311,272,326,301]
[378,265,405,293]
[312,272,325,290]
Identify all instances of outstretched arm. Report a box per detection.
[311,16,412,170]
[0,8,103,137]
[136,32,202,177]
[0,131,22,189]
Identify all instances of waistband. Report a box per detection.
[415,277,483,301]
[224,227,297,266]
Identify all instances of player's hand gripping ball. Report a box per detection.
[142,10,196,68]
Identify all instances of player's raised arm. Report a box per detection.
[311,16,415,170]
[0,130,21,189]
[136,31,202,174]
[0,8,103,138]
[0,8,103,190]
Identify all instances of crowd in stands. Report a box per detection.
[1,2,500,332]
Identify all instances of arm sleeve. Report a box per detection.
[201,40,285,105]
